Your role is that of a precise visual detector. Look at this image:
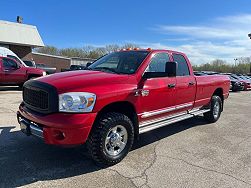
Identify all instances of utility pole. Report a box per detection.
[234,58,238,66]
[249,34,251,75]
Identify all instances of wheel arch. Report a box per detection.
[212,88,224,111]
[94,101,139,139]
[27,74,41,80]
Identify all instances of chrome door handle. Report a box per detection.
[168,83,176,88]
[4,69,10,72]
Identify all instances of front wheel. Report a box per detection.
[204,96,222,123]
[87,112,134,166]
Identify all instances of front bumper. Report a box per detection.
[232,84,244,91]
[17,103,97,146]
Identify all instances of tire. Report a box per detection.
[87,112,134,166]
[204,96,222,123]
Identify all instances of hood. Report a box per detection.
[27,67,44,74]
[36,70,130,93]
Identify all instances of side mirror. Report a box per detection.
[143,61,177,79]
[165,61,177,77]
[86,62,92,67]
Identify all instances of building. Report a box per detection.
[0,20,44,58]
[0,19,95,72]
[24,53,95,72]
[24,52,71,72]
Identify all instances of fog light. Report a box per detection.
[53,130,65,140]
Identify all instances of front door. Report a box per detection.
[2,58,26,84]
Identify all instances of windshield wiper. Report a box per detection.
[92,67,119,74]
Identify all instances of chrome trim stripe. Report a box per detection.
[140,102,193,118]
[139,114,194,134]
[140,111,188,127]
[188,106,203,113]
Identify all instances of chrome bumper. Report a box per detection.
[18,115,43,139]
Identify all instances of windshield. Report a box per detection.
[23,60,35,67]
[231,75,242,80]
[7,55,28,67]
[88,51,149,74]
[229,76,237,81]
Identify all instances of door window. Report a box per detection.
[146,53,170,73]
[3,58,18,69]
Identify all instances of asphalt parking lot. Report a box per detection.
[0,87,250,188]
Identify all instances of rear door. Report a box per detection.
[2,58,26,84]
[172,53,196,111]
[138,52,177,121]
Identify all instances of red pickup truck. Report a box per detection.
[17,49,230,165]
[0,56,45,87]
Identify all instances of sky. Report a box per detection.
[1,0,251,64]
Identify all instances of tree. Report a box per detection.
[35,46,59,55]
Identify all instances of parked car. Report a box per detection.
[228,76,244,91]
[23,60,56,75]
[193,71,207,76]
[0,47,46,87]
[0,47,28,67]
[231,74,251,91]
[0,56,45,87]
[61,65,86,72]
[17,49,230,165]
[200,71,219,75]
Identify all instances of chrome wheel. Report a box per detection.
[213,101,220,119]
[105,125,128,156]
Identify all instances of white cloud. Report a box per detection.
[150,14,251,65]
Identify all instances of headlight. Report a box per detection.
[59,92,96,113]
[42,71,47,76]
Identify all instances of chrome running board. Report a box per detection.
[139,108,210,134]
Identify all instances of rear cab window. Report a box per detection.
[172,54,190,76]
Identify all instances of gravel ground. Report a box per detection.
[0,86,250,188]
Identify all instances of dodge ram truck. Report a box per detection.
[17,49,230,165]
[0,56,46,87]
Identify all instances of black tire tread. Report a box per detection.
[204,95,222,123]
[87,112,134,166]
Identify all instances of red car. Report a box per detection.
[17,49,230,165]
[0,56,46,87]
[231,74,251,91]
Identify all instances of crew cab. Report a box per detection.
[0,57,46,87]
[17,49,230,165]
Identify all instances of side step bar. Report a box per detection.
[139,109,210,134]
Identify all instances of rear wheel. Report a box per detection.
[87,112,134,166]
[204,96,222,123]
